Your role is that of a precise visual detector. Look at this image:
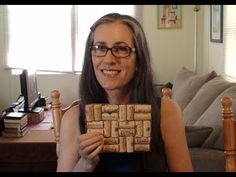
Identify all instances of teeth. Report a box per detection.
[102,70,120,77]
[103,70,119,75]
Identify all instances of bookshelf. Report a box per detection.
[0,110,57,172]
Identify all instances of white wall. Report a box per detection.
[0,5,207,112]
[0,6,12,112]
[143,5,199,83]
[207,5,225,76]
[37,73,80,108]
[206,5,231,79]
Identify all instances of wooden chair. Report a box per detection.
[162,87,172,99]
[50,90,79,156]
[221,96,236,172]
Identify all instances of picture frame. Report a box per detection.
[210,5,223,43]
[157,5,182,29]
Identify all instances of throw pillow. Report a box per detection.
[172,67,217,111]
[183,76,234,125]
[185,126,213,147]
[194,84,236,149]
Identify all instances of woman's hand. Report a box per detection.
[76,132,104,172]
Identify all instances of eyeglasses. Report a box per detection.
[91,45,136,58]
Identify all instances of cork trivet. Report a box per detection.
[86,104,151,153]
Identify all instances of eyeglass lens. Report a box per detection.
[91,45,135,58]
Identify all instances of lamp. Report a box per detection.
[193,5,200,72]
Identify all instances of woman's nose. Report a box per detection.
[102,50,117,64]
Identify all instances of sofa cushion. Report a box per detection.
[172,67,217,111]
[183,76,234,125]
[194,84,236,148]
[189,148,225,172]
[185,126,213,147]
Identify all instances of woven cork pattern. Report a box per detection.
[85,104,151,153]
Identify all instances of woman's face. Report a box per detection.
[92,22,137,91]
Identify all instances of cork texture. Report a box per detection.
[85,104,151,153]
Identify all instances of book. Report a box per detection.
[2,128,28,138]
[4,121,28,129]
[4,112,28,125]
[4,112,26,119]
[4,125,28,133]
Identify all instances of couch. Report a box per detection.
[170,67,236,172]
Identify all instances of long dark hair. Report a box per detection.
[79,12,160,133]
[80,13,158,106]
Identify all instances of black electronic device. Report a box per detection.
[20,69,39,112]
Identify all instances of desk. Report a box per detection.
[0,110,57,172]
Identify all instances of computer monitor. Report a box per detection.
[20,69,39,111]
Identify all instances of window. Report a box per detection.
[224,5,236,79]
[5,5,137,73]
[7,5,72,72]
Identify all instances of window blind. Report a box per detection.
[5,5,138,73]
[224,5,236,79]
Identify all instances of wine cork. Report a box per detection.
[102,105,119,113]
[119,137,126,152]
[119,105,127,121]
[135,137,150,144]
[119,121,135,129]
[127,104,134,120]
[135,121,142,137]
[87,121,103,129]
[126,136,134,153]
[103,121,111,138]
[134,144,150,151]
[111,121,119,137]
[143,121,151,137]
[87,128,103,134]
[103,145,119,152]
[119,129,135,137]
[104,137,118,145]
[102,113,119,120]
[85,104,94,121]
[135,105,151,113]
[134,113,151,120]
[94,104,102,121]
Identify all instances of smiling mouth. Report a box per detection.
[101,69,121,77]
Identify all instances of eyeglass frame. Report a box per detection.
[90,45,136,58]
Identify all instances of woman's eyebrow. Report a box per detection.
[93,41,130,46]
[94,41,106,45]
[113,41,129,46]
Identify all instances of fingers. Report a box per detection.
[78,133,103,150]
[80,140,103,157]
[78,132,102,142]
[78,133,104,159]
[86,144,103,160]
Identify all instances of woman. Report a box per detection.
[57,13,193,172]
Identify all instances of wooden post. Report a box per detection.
[162,87,172,99]
[221,96,236,172]
[50,90,62,156]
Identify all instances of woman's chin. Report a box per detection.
[102,86,118,91]
[101,83,121,91]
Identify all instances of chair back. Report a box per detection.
[162,87,172,99]
[221,96,236,172]
[50,90,79,156]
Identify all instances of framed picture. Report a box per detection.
[210,5,223,43]
[157,5,182,29]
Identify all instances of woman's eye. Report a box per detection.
[115,46,127,52]
[97,45,107,51]
[98,45,105,49]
